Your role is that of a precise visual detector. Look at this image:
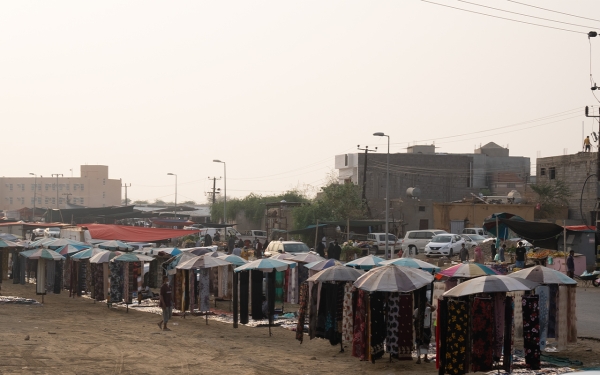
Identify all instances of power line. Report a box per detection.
[421,0,586,34]
[506,0,600,22]
[458,0,600,30]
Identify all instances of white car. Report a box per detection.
[264,241,310,257]
[424,234,466,257]
[461,234,487,248]
[44,227,61,238]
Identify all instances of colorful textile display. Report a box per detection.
[397,293,414,360]
[370,292,386,361]
[503,296,514,372]
[199,268,210,312]
[522,294,541,369]
[386,293,400,357]
[352,289,369,360]
[36,259,46,295]
[445,299,468,375]
[109,261,123,303]
[189,269,196,312]
[92,263,104,301]
[511,291,524,339]
[251,270,263,320]
[341,282,353,344]
[275,271,284,307]
[309,283,318,339]
[535,285,549,350]
[414,286,427,357]
[471,297,494,372]
[316,283,341,345]
[123,263,130,304]
[296,282,309,343]
[493,293,506,359]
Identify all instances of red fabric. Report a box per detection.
[564,225,596,232]
[78,224,200,242]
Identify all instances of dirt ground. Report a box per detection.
[1,281,599,375]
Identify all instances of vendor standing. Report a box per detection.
[459,243,469,262]
[515,241,526,268]
[158,276,173,331]
[567,250,575,279]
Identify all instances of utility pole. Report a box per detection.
[357,145,377,217]
[122,183,131,206]
[51,174,63,208]
[208,177,222,205]
[585,106,600,270]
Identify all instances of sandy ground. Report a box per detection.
[1,281,599,375]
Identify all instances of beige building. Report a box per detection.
[433,202,535,234]
[0,165,121,212]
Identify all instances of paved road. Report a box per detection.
[577,284,600,338]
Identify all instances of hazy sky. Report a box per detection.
[3,1,600,204]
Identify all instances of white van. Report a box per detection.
[401,230,447,255]
[461,228,489,238]
[367,233,399,254]
[197,227,242,239]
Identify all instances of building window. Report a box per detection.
[9,197,13,204]
[31,184,35,191]
[66,184,70,191]
[102,192,105,198]
[31,197,35,204]
[9,184,13,191]
[73,184,78,191]
[507,183,516,188]
[540,168,546,176]
[549,167,556,180]
[37,197,41,204]
[418,206,426,212]
[52,183,56,191]
[81,184,84,191]
[52,198,55,205]
[81,198,84,204]
[103,178,106,185]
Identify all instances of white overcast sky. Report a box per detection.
[2,1,600,203]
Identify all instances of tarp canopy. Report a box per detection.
[496,219,564,241]
[482,213,525,238]
[78,224,200,242]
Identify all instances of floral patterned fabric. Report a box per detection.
[341,282,354,344]
[522,294,541,370]
[386,293,400,357]
[471,297,494,372]
[535,286,549,350]
[189,269,196,312]
[351,289,368,360]
[493,293,506,359]
[199,268,210,312]
[296,282,309,343]
[445,299,468,375]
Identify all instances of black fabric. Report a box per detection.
[316,284,329,339]
[267,272,275,327]
[12,250,20,284]
[315,283,342,345]
[316,242,325,258]
[54,260,62,294]
[0,250,3,283]
[239,271,249,324]
[499,218,563,242]
[414,286,427,350]
[251,270,263,320]
[309,283,318,340]
[503,296,514,372]
[438,298,448,375]
[19,255,26,285]
[369,292,386,361]
[548,284,558,338]
[298,263,309,286]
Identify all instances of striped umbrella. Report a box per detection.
[307,265,363,282]
[437,263,498,279]
[89,250,123,264]
[508,265,577,285]
[111,253,154,263]
[97,240,134,251]
[270,253,296,260]
[0,239,23,248]
[217,254,248,266]
[71,247,106,261]
[23,248,65,261]
[345,255,385,270]
[234,258,296,273]
[289,252,326,263]
[443,275,539,297]
[54,244,89,256]
[176,254,231,270]
[380,258,440,272]
[304,259,343,271]
[43,238,86,249]
[354,264,434,293]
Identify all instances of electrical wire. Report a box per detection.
[458,0,600,30]
[421,0,586,34]
[506,0,600,22]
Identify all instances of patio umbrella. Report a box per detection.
[25,248,65,261]
[270,253,296,260]
[483,212,525,239]
[307,265,364,283]
[354,265,434,293]
[29,237,56,248]
[0,233,20,241]
[43,238,86,249]
[54,244,89,256]
[443,275,539,297]
[136,247,182,256]
[507,265,577,285]
[111,253,154,263]
[217,254,248,266]
[97,240,134,251]
[71,247,106,261]
[176,254,231,270]
[437,263,498,279]
[289,252,326,263]
[0,239,23,248]
[304,259,343,271]
[186,247,213,256]
[89,250,123,264]
[234,258,297,273]
[380,258,440,273]
[345,254,385,270]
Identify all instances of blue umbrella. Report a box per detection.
[304,259,343,271]
[345,255,385,270]
[234,258,296,273]
[217,254,248,266]
[71,247,106,261]
[22,248,65,261]
[135,247,181,256]
[29,237,56,248]
[379,258,440,272]
[53,244,89,256]
[43,238,86,249]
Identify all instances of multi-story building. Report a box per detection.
[0,165,121,212]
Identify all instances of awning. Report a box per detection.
[287,224,328,235]
[497,219,563,241]
[77,224,200,242]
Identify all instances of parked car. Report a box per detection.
[461,234,487,248]
[461,228,489,238]
[401,230,447,255]
[264,241,310,257]
[44,227,61,238]
[424,234,466,257]
[367,233,399,254]
[32,228,46,237]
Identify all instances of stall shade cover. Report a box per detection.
[79,224,200,242]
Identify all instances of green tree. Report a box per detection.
[181,200,197,206]
[153,199,166,205]
[210,190,309,223]
[133,199,149,204]
[529,179,570,218]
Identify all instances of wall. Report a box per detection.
[432,202,535,233]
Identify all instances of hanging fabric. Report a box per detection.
[397,293,414,360]
[414,286,427,358]
[557,285,568,350]
[369,292,386,361]
[109,261,123,303]
[386,293,400,357]
[352,289,368,360]
[93,263,104,301]
[309,283,318,339]
[567,285,577,343]
[341,282,354,344]
[123,262,130,304]
[19,254,26,285]
[471,297,494,372]
[85,261,92,295]
[493,293,506,360]
[445,299,468,375]
[46,260,55,293]
[522,294,541,369]
[503,296,514,372]
[535,285,549,350]
[284,268,290,303]
[189,269,196,313]
[36,258,46,295]
[296,282,309,343]
[12,250,20,284]
[239,271,249,324]
[316,283,335,341]
[290,267,298,304]
[199,268,210,312]
[102,262,109,302]
[510,291,524,339]
[436,298,448,372]
[547,284,558,338]
[275,271,284,308]
[251,270,263,320]
[54,260,63,294]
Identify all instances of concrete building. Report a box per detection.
[433,202,535,234]
[0,165,121,213]
[336,142,530,231]
[536,152,597,222]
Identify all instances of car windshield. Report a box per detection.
[283,243,310,253]
[431,235,452,243]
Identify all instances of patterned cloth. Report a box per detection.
[341,282,354,344]
[386,293,400,356]
[522,295,541,370]
[352,289,368,360]
[503,296,514,373]
[54,260,63,294]
[397,294,413,359]
[567,285,577,343]
[296,282,309,343]
[275,271,284,307]
[189,269,196,312]
[535,286,549,350]
[370,292,386,361]
[493,293,506,359]
[92,263,104,301]
[123,262,129,304]
[309,283,318,339]
[109,261,123,303]
[445,299,468,375]
[557,285,568,350]
[471,297,494,372]
[547,284,558,338]
[199,268,210,312]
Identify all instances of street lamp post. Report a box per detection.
[373,132,390,259]
[167,173,177,215]
[29,173,37,222]
[213,160,226,224]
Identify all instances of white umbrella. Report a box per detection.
[307,265,364,283]
[176,254,231,270]
[354,264,434,293]
[443,275,539,297]
[234,258,296,273]
[89,250,123,264]
[345,254,385,270]
[290,252,326,263]
[507,265,577,285]
[270,253,295,260]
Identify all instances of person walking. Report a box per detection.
[332,240,342,260]
[567,250,575,279]
[498,244,506,262]
[515,241,526,269]
[459,243,469,262]
[316,241,325,258]
[227,235,235,255]
[327,242,335,259]
[158,276,173,331]
[490,242,497,262]
[414,302,436,364]
[255,239,263,259]
[584,136,591,152]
